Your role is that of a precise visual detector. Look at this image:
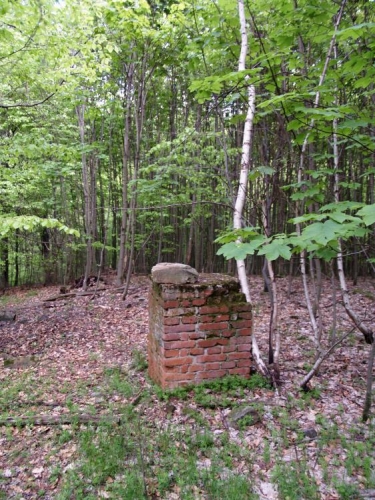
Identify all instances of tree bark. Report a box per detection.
[116,60,135,286]
[235,0,269,379]
[76,104,96,291]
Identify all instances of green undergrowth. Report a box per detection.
[56,409,257,500]
[154,373,271,408]
[1,368,374,499]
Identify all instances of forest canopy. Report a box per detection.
[0,0,374,288]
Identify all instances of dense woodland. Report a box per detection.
[0,0,374,288]
[1,2,375,496]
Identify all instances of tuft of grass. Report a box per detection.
[131,348,148,371]
[272,460,320,500]
[155,373,271,405]
[56,411,258,499]
[334,480,360,499]
[104,366,135,397]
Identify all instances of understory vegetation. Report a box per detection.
[1,363,374,500]
[0,278,374,499]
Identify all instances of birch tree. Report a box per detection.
[234,0,269,379]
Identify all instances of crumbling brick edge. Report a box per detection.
[148,273,252,389]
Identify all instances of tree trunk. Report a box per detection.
[116,61,135,286]
[76,104,96,291]
[235,0,269,379]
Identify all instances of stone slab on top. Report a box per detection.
[151,263,199,285]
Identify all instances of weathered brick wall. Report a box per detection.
[148,273,252,388]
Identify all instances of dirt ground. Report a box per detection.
[0,273,374,499]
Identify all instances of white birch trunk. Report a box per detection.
[236,0,269,378]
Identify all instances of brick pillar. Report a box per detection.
[148,273,252,389]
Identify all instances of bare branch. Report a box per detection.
[0,92,56,109]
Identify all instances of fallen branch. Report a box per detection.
[77,287,107,296]
[44,288,107,302]
[0,413,123,427]
[300,327,355,390]
[44,293,77,301]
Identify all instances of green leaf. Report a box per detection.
[258,240,291,261]
[291,186,323,201]
[336,23,375,40]
[216,242,249,260]
[357,204,375,226]
[290,214,326,224]
[248,165,275,181]
[300,220,341,245]
[0,216,79,238]
[217,236,266,260]
[320,201,364,212]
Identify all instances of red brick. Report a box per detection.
[188,363,205,372]
[229,368,250,376]
[239,312,252,320]
[190,348,204,355]
[197,370,226,380]
[201,314,231,324]
[164,356,193,367]
[181,300,192,307]
[238,328,252,336]
[164,317,180,326]
[192,298,206,306]
[207,347,222,354]
[189,332,206,340]
[237,359,251,367]
[231,305,251,312]
[163,372,195,382]
[163,333,189,341]
[164,307,195,317]
[221,361,236,369]
[197,339,220,348]
[230,320,250,329]
[180,365,190,373]
[227,352,250,360]
[181,292,195,299]
[215,314,230,322]
[164,349,180,358]
[163,300,179,308]
[200,315,214,323]
[221,330,235,337]
[238,344,251,352]
[199,322,229,331]
[182,316,198,324]
[223,345,237,353]
[179,349,191,357]
[165,340,196,350]
[164,324,196,334]
[197,337,229,347]
[205,362,221,370]
[196,354,226,363]
[200,305,229,314]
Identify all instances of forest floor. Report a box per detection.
[0,273,374,500]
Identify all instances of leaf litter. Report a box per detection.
[0,274,374,499]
